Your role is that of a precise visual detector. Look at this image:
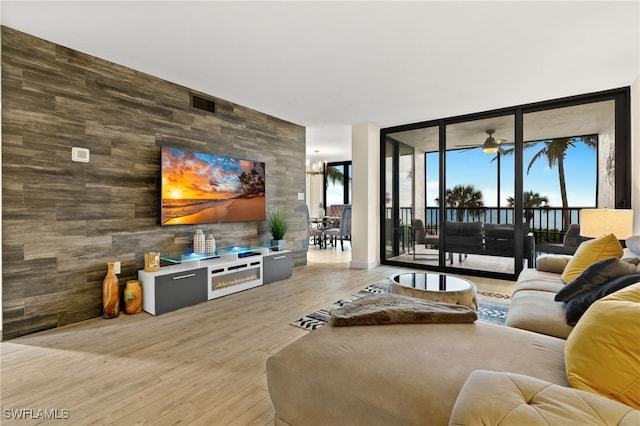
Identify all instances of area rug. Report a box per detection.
[291,282,511,331]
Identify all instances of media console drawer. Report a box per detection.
[263,252,292,284]
[140,267,207,315]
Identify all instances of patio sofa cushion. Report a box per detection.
[483,223,517,257]
[561,233,623,283]
[449,370,640,426]
[444,221,483,255]
[555,257,636,302]
[565,283,640,409]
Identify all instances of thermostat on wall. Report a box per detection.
[72,147,90,163]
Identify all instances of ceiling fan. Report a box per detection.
[456,129,513,154]
[481,129,507,154]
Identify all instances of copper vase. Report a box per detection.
[124,280,142,314]
[102,262,120,319]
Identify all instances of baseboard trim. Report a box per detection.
[350,260,378,269]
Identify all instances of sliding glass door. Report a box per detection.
[443,115,519,275]
[380,88,630,280]
[383,137,414,259]
[522,101,611,247]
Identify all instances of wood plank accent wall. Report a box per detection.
[1,27,307,339]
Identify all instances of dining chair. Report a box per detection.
[304,205,325,249]
[324,205,351,250]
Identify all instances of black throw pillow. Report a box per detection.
[555,257,636,302]
[565,272,640,325]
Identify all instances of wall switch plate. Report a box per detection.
[113,261,121,274]
[298,192,305,200]
[71,147,90,163]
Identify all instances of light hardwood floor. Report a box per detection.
[0,248,515,425]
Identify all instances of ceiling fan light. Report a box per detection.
[482,138,498,154]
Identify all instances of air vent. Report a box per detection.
[191,93,216,114]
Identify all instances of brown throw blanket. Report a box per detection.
[329,293,477,326]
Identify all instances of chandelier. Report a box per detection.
[306,150,323,175]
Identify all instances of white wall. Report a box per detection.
[305,173,324,218]
[0,45,2,338]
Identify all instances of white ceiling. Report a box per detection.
[2,1,639,163]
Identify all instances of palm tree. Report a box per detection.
[435,184,485,222]
[524,135,597,231]
[325,165,346,187]
[507,191,549,226]
[500,135,597,231]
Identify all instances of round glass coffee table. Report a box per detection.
[388,272,477,311]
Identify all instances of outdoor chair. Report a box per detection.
[412,219,438,259]
[325,205,351,250]
[537,223,582,255]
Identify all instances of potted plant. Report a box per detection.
[268,207,288,251]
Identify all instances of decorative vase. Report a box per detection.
[206,235,216,255]
[144,252,160,272]
[102,262,120,319]
[194,229,205,254]
[124,280,142,314]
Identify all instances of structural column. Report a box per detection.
[350,123,380,269]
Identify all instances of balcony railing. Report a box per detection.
[387,206,588,244]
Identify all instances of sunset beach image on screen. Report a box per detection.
[161,146,266,225]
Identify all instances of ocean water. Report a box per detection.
[414,207,585,231]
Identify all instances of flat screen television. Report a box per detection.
[161,146,266,225]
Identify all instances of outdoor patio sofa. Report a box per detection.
[412,220,535,265]
[266,234,640,425]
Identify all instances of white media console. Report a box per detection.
[138,246,292,315]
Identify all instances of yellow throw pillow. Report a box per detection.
[565,282,640,409]
[561,233,623,283]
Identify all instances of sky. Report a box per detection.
[424,140,597,208]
